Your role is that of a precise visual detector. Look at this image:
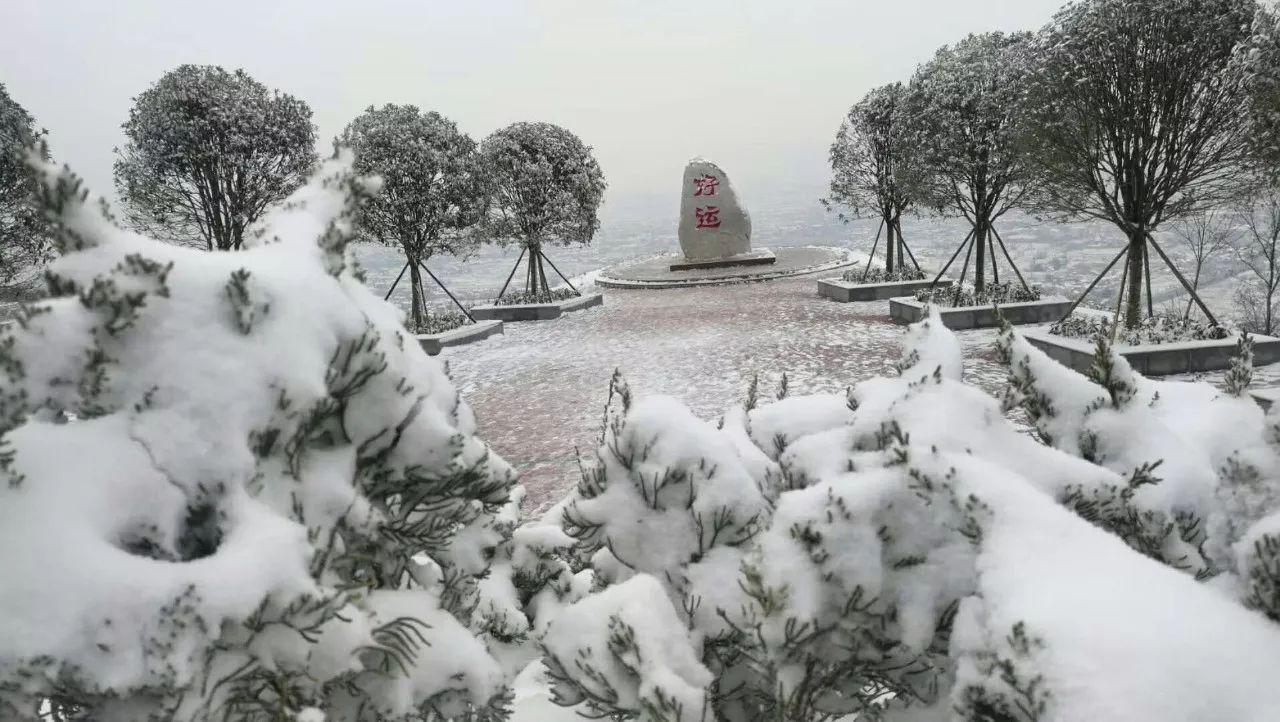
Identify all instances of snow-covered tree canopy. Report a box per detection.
[0,153,538,721]
[1241,2,1280,181]
[479,122,605,252]
[904,32,1035,290]
[0,82,51,288]
[825,83,915,273]
[536,310,1280,721]
[113,65,318,252]
[1020,0,1256,325]
[336,105,489,328]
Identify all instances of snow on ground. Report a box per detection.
[437,271,1280,513]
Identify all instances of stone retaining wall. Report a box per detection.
[1022,327,1280,376]
[471,292,604,322]
[889,296,1073,330]
[416,320,504,356]
[818,278,947,302]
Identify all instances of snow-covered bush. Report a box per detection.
[840,263,925,284]
[412,308,469,335]
[914,281,1041,306]
[999,323,1280,578]
[538,308,1280,721]
[1049,311,1229,345]
[489,288,578,307]
[0,153,535,721]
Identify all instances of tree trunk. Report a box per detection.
[408,260,425,330]
[885,219,896,274]
[897,220,905,270]
[525,244,542,294]
[1126,226,1144,328]
[1184,262,1203,321]
[537,251,550,293]
[974,218,988,293]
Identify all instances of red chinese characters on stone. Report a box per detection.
[692,174,719,197]
[695,206,721,229]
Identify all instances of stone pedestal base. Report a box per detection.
[670,249,777,272]
[889,296,1073,330]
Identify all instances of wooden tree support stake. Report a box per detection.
[895,218,923,273]
[862,217,885,283]
[539,250,583,296]
[952,233,976,306]
[417,259,476,323]
[496,247,528,299]
[988,230,1000,286]
[989,225,1031,294]
[1057,245,1129,323]
[930,226,977,290]
[384,261,410,302]
[1145,232,1220,327]
[1143,243,1154,318]
[1110,246,1130,343]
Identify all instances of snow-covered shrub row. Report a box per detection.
[914,281,1042,306]
[537,309,1280,721]
[839,263,926,284]
[489,288,578,307]
[1049,310,1229,345]
[412,308,469,335]
[0,153,560,721]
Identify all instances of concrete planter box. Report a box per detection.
[1022,326,1280,377]
[1252,387,1280,410]
[470,292,604,322]
[817,277,948,303]
[889,295,1073,330]
[416,320,504,356]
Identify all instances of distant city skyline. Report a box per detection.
[3,0,1066,220]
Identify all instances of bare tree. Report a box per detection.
[1020,0,1256,327]
[114,65,317,251]
[823,82,917,276]
[1232,183,1280,335]
[1173,212,1232,320]
[904,32,1037,293]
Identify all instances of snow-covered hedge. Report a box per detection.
[489,288,577,307]
[914,281,1042,306]
[8,153,1280,722]
[0,154,551,721]
[537,309,1280,721]
[1049,310,1229,346]
[412,308,469,335]
[840,263,926,284]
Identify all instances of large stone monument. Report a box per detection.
[671,158,776,271]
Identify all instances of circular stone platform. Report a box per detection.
[595,246,858,289]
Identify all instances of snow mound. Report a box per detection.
[0,153,522,719]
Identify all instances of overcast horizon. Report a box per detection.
[3,0,1066,220]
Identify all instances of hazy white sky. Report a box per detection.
[2,0,1065,218]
